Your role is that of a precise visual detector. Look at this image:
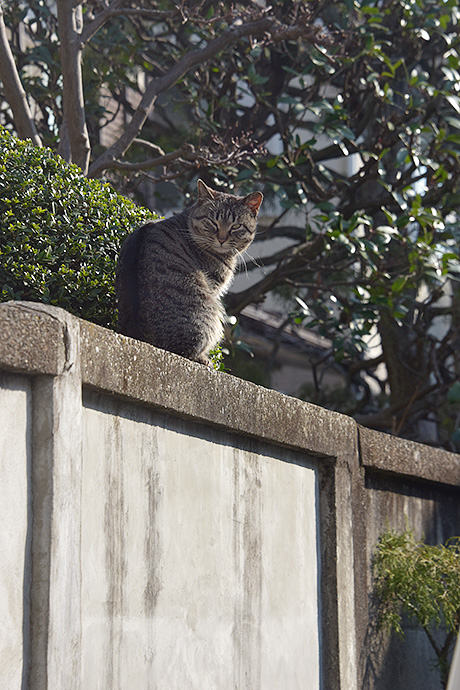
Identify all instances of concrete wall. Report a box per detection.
[0,373,31,690]
[1,302,459,690]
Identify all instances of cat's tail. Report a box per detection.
[115,224,151,339]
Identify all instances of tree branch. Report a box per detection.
[132,138,165,156]
[0,6,42,146]
[355,380,451,432]
[80,0,126,46]
[105,136,261,175]
[103,143,195,171]
[226,234,327,314]
[56,1,90,172]
[347,353,385,376]
[226,263,288,315]
[422,624,442,660]
[88,14,323,178]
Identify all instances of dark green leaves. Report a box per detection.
[0,127,155,327]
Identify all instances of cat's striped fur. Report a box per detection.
[115,180,263,365]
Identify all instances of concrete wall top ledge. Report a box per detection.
[79,316,356,462]
[359,426,460,488]
[0,301,67,375]
[1,301,459,484]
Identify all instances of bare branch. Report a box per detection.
[347,354,385,375]
[105,144,195,171]
[80,0,125,46]
[138,170,185,185]
[88,14,323,178]
[133,138,165,156]
[105,134,262,176]
[355,380,451,432]
[0,6,42,146]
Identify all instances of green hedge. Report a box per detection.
[0,126,155,328]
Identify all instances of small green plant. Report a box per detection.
[208,344,227,372]
[373,529,460,689]
[0,126,155,328]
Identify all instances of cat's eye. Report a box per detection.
[231,223,243,230]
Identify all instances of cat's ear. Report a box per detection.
[197,179,218,202]
[243,191,263,216]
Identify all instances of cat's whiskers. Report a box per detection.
[238,252,249,277]
[245,250,262,269]
[237,249,260,279]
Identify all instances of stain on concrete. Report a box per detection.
[103,413,126,690]
[141,429,163,690]
[144,464,163,615]
[232,449,262,690]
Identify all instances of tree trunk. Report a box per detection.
[0,6,42,146]
[378,309,428,432]
[56,1,90,173]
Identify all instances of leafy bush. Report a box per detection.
[373,529,460,688]
[0,126,155,327]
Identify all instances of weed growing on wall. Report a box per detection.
[373,529,460,688]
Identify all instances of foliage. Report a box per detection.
[1,0,460,444]
[208,344,227,372]
[0,126,155,327]
[373,529,460,687]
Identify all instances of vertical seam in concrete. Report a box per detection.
[28,312,83,690]
[29,375,54,690]
[232,448,263,689]
[354,424,372,688]
[103,412,126,690]
[21,378,33,690]
[49,315,83,690]
[318,457,341,690]
[334,428,360,690]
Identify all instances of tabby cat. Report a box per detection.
[115,179,263,365]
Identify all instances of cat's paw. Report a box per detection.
[193,354,213,367]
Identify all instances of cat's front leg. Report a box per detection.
[192,353,214,367]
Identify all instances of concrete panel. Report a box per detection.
[0,373,31,690]
[81,391,320,690]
